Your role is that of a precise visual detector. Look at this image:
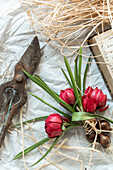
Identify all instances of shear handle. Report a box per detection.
[0,85,27,147]
[0,65,27,110]
[0,68,27,147]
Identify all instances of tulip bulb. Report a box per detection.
[86,131,96,143]
[99,134,111,148]
[96,120,112,131]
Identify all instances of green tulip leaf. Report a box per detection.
[14,137,50,160]
[23,70,75,113]
[11,116,48,128]
[72,112,113,123]
[31,123,81,167]
[31,136,60,167]
[61,68,72,88]
[83,57,91,93]
[74,54,78,85]
[29,92,71,119]
[64,56,83,110]
[78,46,82,94]
[34,75,59,97]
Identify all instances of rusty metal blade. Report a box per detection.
[20,36,41,75]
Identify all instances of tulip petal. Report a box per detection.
[82,97,87,111]
[49,116,62,124]
[98,94,107,108]
[98,105,109,112]
[85,86,93,97]
[60,90,70,105]
[48,123,62,130]
[82,96,97,113]
[45,113,62,124]
[50,129,63,138]
[66,91,75,105]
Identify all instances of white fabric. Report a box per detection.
[0,0,113,169]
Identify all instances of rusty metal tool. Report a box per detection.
[0,36,41,147]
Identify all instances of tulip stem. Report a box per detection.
[64,123,81,132]
[83,57,91,93]
[63,122,82,127]
[63,123,70,126]
[73,99,78,109]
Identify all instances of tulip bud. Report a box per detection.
[82,96,97,112]
[45,113,63,138]
[59,88,76,106]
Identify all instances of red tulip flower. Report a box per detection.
[82,96,97,112]
[59,88,76,106]
[84,86,108,112]
[45,113,63,138]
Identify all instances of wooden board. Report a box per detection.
[89,29,113,99]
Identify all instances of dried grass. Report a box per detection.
[11,120,113,169]
[20,0,113,57]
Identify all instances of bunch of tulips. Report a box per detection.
[13,47,112,167]
[46,86,108,138]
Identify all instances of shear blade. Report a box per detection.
[21,36,41,75]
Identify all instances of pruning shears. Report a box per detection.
[0,36,41,147]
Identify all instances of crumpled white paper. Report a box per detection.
[0,0,113,169]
